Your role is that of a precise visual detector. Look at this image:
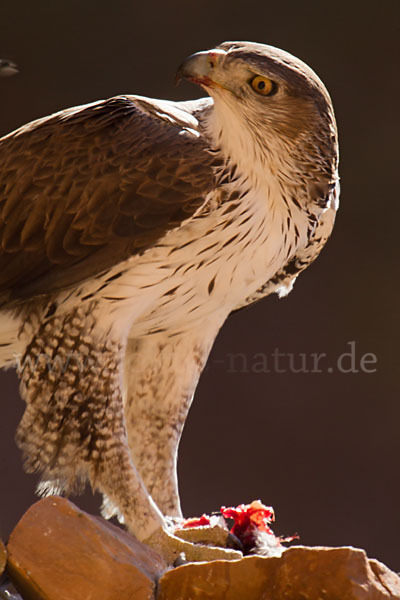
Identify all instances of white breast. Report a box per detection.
[68,177,310,341]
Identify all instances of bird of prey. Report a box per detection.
[0,59,18,77]
[0,41,339,562]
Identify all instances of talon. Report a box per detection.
[174,523,242,551]
[144,527,242,564]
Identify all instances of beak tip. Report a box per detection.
[175,51,210,87]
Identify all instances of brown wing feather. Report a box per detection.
[0,95,218,305]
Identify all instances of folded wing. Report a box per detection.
[0,95,218,304]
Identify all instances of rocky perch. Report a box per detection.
[0,497,399,600]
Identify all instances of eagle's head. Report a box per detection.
[177,41,338,208]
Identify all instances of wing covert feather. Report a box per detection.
[0,95,218,304]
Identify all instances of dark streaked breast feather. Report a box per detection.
[0,95,218,305]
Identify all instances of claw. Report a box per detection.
[144,526,242,564]
[174,522,242,551]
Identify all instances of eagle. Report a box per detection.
[0,41,339,562]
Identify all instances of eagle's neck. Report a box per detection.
[198,99,323,295]
[202,99,332,224]
[203,101,269,189]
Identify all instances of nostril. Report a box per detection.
[209,60,215,69]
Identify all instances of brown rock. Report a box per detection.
[0,537,6,577]
[7,496,166,600]
[158,545,400,600]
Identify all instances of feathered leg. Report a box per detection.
[123,321,222,518]
[15,305,239,562]
[16,303,164,541]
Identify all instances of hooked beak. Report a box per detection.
[175,49,228,91]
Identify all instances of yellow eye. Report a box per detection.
[250,75,276,96]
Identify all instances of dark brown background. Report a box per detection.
[0,0,399,571]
